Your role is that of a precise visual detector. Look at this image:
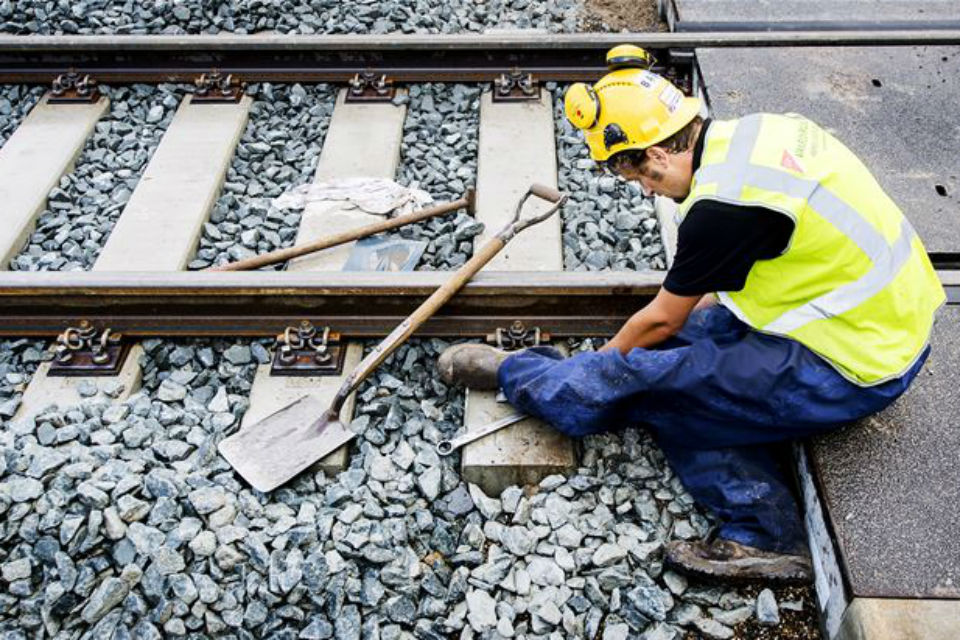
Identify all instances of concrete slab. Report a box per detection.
[462,92,575,496]
[94,95,252,271]
[669,0,960,31]
[237,346,363,476]
[289,90,406,271]
[13,97,251,420]
[475,92,561,270]
[810,307,960,599]
[241,90,407,475]
[0,95,108,269]
[12,345,144,422]
[696,46,960,255]
[461,379,578,498]
[836,597,960,640]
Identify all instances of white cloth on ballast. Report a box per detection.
[272,177,433,216]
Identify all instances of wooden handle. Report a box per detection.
[332,236,506,410]
[529,183,564,203]
[208,195,469,272]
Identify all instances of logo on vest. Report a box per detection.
[780,150,805,173]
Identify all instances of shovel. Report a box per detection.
[219,184,568,492]
[207,189,475,271]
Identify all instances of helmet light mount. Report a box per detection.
[605,44,656,71]
[602,123,629,151]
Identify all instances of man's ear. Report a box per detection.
[644,145,670,170]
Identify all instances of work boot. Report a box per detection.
[437,344,511,390]
[665,538,812,584]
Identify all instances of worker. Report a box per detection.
[437,45,944,582]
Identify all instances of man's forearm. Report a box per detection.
[603,308,677,354]
[601,288,700,355]
[694,293,716,311]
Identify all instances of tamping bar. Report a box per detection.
[209,188,475,271]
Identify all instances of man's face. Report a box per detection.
[613,147,693,201]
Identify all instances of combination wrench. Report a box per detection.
[435,413,528,455]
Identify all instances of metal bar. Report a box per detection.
[0,270,956,338]
[2,32,960,50]
[209,192,474,271]
[0,270,662,338]
[0,32,957,84]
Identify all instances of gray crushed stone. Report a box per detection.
[7,84,187,272]
[0,0,582,35]
[189,83,337,270]
[0,339,46,421]
[395,83,483,270]
[552,85,667,271]
[0,335,798,637]
[0,84,46,148]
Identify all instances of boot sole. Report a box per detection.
[665,555,813,586]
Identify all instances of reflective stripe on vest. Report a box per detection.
[680,114,943,385]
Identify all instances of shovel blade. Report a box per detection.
[218,395,355,493]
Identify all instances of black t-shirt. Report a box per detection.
[662,120,795,297]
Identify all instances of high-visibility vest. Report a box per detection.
[678,113,944,386]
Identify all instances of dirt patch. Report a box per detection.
[733,585,822,639]
[681,584,823,640]
[581,0,668,31]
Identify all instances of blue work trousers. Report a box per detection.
[498,305,926,554]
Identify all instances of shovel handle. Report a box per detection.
[328,183,567,415]
[332,236,506,410]
[208,190,474,272]
[529,183,564,203]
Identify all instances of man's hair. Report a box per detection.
[608,116,703,174]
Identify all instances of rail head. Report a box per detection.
[0,270,956,337]
[1,31,959,51]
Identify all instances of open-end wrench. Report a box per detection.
[436,413,528,455]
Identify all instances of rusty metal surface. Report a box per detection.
[47,320,131,376]
[2,32,960,52]
[192,70,245,103]
[270,322,346,376]
[6,30,956,91]
[47,71,100,103]
[0,33,715,85]
[492,69,540,102]
[486,321,549,349]
[0,270,956,338]
[0,270,664,338]
[345,70,395,102]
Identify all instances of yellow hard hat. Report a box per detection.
[564,45,702,162]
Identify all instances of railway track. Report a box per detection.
[0,28,957,640]
[1,30,957,337]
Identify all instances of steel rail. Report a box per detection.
[3,31,960,49]
[0,270,664,338]
[0,32,958,83]
[0,270,956,338]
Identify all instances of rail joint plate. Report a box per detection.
[270,321,346,376]
[48,71,101,104]
[346,70,396,103]
[49,321,130,376]
[193,70,245,103]
[487,320,549,350]
[492,68,540,102]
